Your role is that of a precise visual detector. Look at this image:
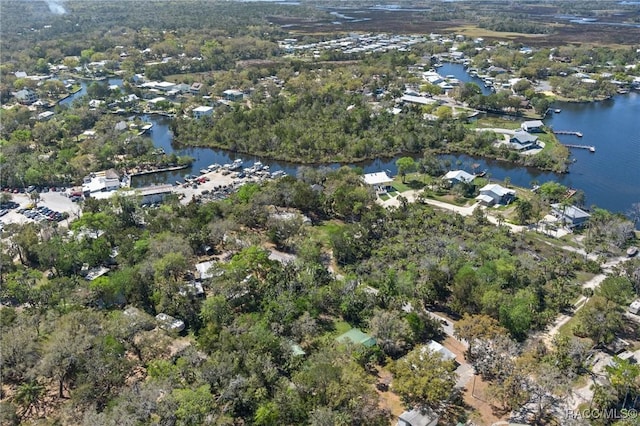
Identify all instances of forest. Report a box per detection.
[1,167,639,424]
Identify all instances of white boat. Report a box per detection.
[199,169,208,175]
[253,161,263,170]
[228,159,243,170]
[207,163,220,171]
[555,109,562,113]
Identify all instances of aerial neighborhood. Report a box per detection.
[1,1,639,425]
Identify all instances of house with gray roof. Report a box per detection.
[476,183,516,206]
[521,120,544,132]
[551,203,591,228]
[510,131,540,151]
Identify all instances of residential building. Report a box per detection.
[37,111,55,121]
[363,171,393,194]
[443,170,475,185]
[190,82,203,95]
[401,94,439,106]
[223,89,244,101]
[336,328,376,348]
[521,120,544,132]
[397,408,439,426]
[550,203,591,228]
[476,183,516,206]
[15,88,38,105]
[425,340,457,363]
[155,313,185,333]
[193,105,214,119]
[510,131,540,151]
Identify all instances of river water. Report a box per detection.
[65,69,639,214]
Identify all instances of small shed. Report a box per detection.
[629,300,640,315]
[336,328,376,348]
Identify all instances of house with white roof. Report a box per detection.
[82,169,121,196]
[363,171,393,194]
[476,183,516,206]
[443,170,475,185]
[425,340,457,363]
[193,105,214,119]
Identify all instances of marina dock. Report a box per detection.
[563,144,595,152]
[553,130,583,137]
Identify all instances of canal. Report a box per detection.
[65,70,639,214]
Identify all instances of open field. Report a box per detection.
[269,3,640,47]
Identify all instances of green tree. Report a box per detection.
[390,345,457,410]
[396,157,417,184]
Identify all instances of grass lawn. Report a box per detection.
[332,319,352,336]
[391,173,432,193]
[471,116,522,130]
[379,194,390,201]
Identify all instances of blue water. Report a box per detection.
[64,71,639,214]
[437,63,494,95]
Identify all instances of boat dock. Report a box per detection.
[563,144,595,152]
[553,130,583,137]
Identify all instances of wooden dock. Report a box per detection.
[553,130,583,137]
[563,144,595,152]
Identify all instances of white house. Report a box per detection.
[82,169,121,196]
[37,111,55,121]
[193,105,214,119]
[363,171,393,193]
[443,170,475,185]
[397,408,439,426]
[476,183,516,206]
[629,300,640,315]
[425,340,456,363]
[521,120,544,132]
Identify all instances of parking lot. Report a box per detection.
[0,190,82,228]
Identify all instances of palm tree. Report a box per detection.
[14,380,45,419]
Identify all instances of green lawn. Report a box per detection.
[332,320,352,336]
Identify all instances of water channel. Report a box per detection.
[65,67,639,214]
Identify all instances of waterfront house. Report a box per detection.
[550,203,591,228]
[397,408,439,426]
[521,120,544,133]
[476,183,516,206]
[510,131,540,151]
[193,105,214,119]
[363,171,393,194]
[443,170,475,185]
[336,328,376,348]
[223,89,244,101]
[82,169,121,196]
[15,88,38,105]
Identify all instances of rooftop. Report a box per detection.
[336,328,376,347]
[363,171,393,186]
